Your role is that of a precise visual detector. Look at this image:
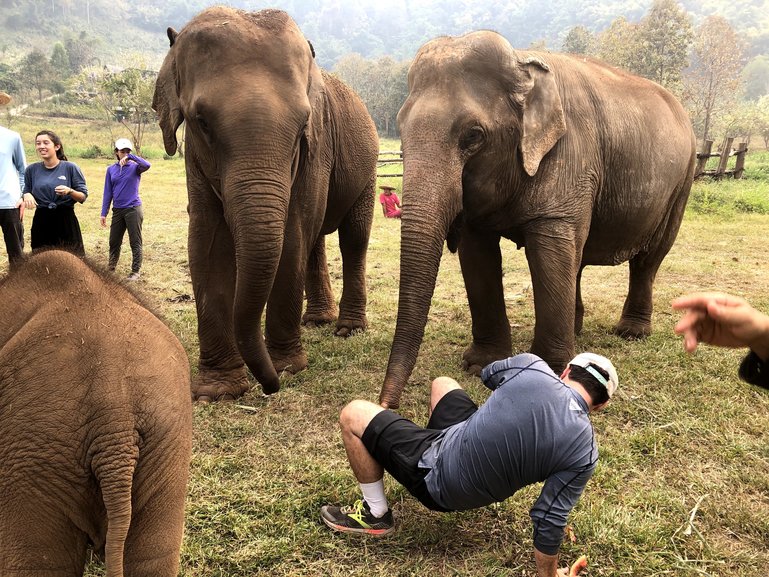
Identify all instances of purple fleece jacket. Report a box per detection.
[101,154,150,217]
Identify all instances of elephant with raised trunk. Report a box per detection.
[0,250,192,576]
[379,31,695,408]
[153,7,378,401]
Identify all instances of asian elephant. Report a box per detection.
[379,31,695,408]
[0,250,192,576]
[152,7,378,401]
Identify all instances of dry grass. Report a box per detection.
[3,118,768,576]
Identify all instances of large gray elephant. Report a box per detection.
[153,7,379,401]
[0,250,192,576]
[379,31,696,408]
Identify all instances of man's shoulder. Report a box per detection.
[0,125,21,140]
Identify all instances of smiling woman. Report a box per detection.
[21,129,89,255]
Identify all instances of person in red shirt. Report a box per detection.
[379,185,401,218]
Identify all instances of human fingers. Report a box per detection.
[671,292,741,311]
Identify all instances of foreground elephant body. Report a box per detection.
[0,251,192,576]
[153,7,379,401]
[380,31,696,408]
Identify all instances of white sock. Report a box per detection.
[360,480,389,517]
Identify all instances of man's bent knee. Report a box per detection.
[340,399,386,436]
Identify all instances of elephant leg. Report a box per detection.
[302,235,338,327]
[525,230,579,373]
[0,498,88,576]
[188,182,250,402]
[335,186,374,337]
[265,229,308,375]
[575,266,585,335]
[123,456,188,576]
[615,188,689,339]
[458,229,512,375]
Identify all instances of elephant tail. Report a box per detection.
[92,440,139,577]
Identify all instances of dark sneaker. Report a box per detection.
[320,499,394,536]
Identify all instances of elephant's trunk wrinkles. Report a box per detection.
[380,160,463,408]
[228,173,289,395]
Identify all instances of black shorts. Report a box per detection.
[361,389,478,512]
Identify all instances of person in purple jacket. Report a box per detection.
[101,138,150,280]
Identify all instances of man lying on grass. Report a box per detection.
[321,352,618,577]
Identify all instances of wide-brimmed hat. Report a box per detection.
[569,352,619,397]
[0,92,11,106]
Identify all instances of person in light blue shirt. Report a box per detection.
[321,352,618,577]
[0,91,26,265]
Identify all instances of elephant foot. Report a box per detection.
[613,320,651,340]
[461,342,512,376]
[269,348,308,375]
[335,316,368,338]
[302,310,337,328]
[192,367,251,403]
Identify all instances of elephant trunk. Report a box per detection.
[380,158,463,408]
[227,169,290,395]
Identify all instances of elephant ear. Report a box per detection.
[517,56,566,177]
[152,27,183,156]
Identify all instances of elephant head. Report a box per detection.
[380,31,566,408]
[152,7,322,394]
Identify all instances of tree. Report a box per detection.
[334,54,409,137]
[18,49,55,101]
[597,17,642,73]
[635,0,692,90]
[561,25,596,55]
[683,16,746,142]
[742,55,769,101]
[89,63,157,153]
[49,42,70,79]
[65,32,97,73]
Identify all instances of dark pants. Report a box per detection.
[108,206,143,273]
[30,206,84,256]
[0,207,23,265]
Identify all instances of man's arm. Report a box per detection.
[13,134,26,193]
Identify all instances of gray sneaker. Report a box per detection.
[126,272,141,281]
[320,500,394,536]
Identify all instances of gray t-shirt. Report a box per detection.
[420,353,598,555]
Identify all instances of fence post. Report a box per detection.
[716,136,734,178]
[695,140,713,177]
[733,142,747,179]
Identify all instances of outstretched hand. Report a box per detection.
[672,292,769,359]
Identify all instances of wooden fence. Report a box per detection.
[377,150,403,178]
[695,137,747,180]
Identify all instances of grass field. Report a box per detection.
[3,117,769,576]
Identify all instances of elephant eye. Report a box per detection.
[460,126,485,152]
[196,114,210,134]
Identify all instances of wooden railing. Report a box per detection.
[695,137,747,179]
[377,150,403,178]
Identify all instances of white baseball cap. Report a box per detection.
[114,138,133,151]
[569,352,619,397]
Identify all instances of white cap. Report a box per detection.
[114,138,133,151]
[569,352,619,397]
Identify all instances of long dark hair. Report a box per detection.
[35,130,68,161]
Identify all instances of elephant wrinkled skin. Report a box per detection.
[153,7,378,402]
[380,31,696,408]
[0,250,192,577]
